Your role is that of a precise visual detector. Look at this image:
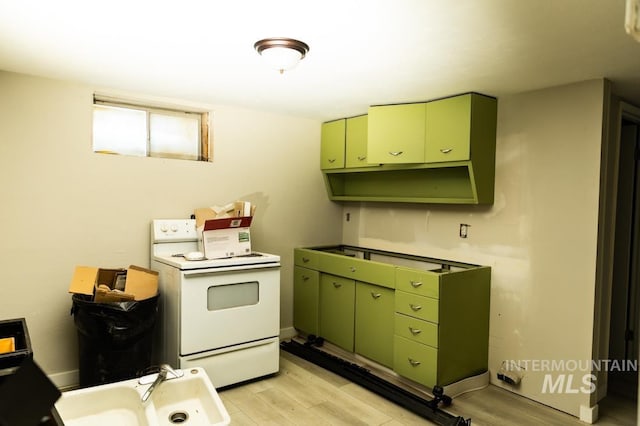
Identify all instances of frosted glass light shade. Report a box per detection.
[260,47,303,73]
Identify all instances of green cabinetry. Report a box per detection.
[367,103,426,164]
[322,92,497,204]
[355,281,395,367]
[345,115,377,168]
[293,266,319,336]
[319,274,355,352]
[293,245,491,389]
[320,119,345,169]
[394,265,491,387]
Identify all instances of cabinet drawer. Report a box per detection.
[394,335,437,387]
[294,249,320,269]
[395,267,439,298]
[394,313,438,348]
[395,291,438,323]
[320,254,395,288]
[293,267,319,335]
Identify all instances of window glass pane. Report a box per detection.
[149,112,200,160]
[93,105,147,156]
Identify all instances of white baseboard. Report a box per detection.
[279,326,297,340]
[579,404,599,424]
[48,369,79,390]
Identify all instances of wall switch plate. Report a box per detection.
[459,223,470,238]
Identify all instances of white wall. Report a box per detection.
[0,71,343,385]
[342,79,606,418]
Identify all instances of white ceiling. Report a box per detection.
[1,0,639,121]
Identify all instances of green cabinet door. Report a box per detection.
[293,266,319,335]
[367,103,426,164]
[425,94,472,163]
[345,115,377,168]
[321,119,346,169]
[355,282,395,368]
[394,335,438,387]
[319,274,355,351]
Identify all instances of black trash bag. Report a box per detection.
[70,294,158,388]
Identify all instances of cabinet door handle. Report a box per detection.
[332,282,342,288]
[410,280,423,288]
[302,275,310,281]
[328,158,336,163]
[349,266,356,272]
[357,156,366,161]
[408,327,422,335]
[440,148,453,154]
[409,304,422,311]
[370,292,381,299]
[302,257,310,263]
[408,358,421,367]
[389,151,404,156]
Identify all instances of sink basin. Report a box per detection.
[55,367,230,426]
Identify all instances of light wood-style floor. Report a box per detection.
[218,350,636,425]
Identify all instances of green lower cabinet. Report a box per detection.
[354,282,395,368]
[293,266,319,335]
[319,274,355,352]
[393,335,438,388]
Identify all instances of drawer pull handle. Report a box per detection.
[328,158,336,163]
[333,282,342,288]
[357,156,366,161]
[302,257,310,263]
[389,151,404,157]
[349,266,356,272]
[371,292,381,299]
[408,327,422,335]
[408,358,421,367]
[409,304,422,311]
[410,281,423,288]
[440,148,453,154]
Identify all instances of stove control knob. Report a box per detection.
[171,224,179,232]
[160,224,168,233]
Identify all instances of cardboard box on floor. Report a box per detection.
[195,201,256,259]
[68,265,158,302]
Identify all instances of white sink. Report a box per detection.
[55,367,230,426]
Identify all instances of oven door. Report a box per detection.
[179,266,280,356]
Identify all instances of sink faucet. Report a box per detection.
[141,364,182,403]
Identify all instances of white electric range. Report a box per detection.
[150,219,281,388]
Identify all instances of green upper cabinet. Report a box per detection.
[320,119,345,169]
[345,115,377,168]
[367,103,427,164]
[321,92,497,204]
[425,93,496,163]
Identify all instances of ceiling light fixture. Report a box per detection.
[254,37,309,74]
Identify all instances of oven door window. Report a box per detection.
[207,281,259,310]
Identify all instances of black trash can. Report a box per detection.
[71,294,158,387]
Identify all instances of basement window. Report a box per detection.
[92,96,211,161]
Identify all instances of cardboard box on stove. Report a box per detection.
[68,265,158,302]
[195,202,255,259]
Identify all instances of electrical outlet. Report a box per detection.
[459,223,470,238]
